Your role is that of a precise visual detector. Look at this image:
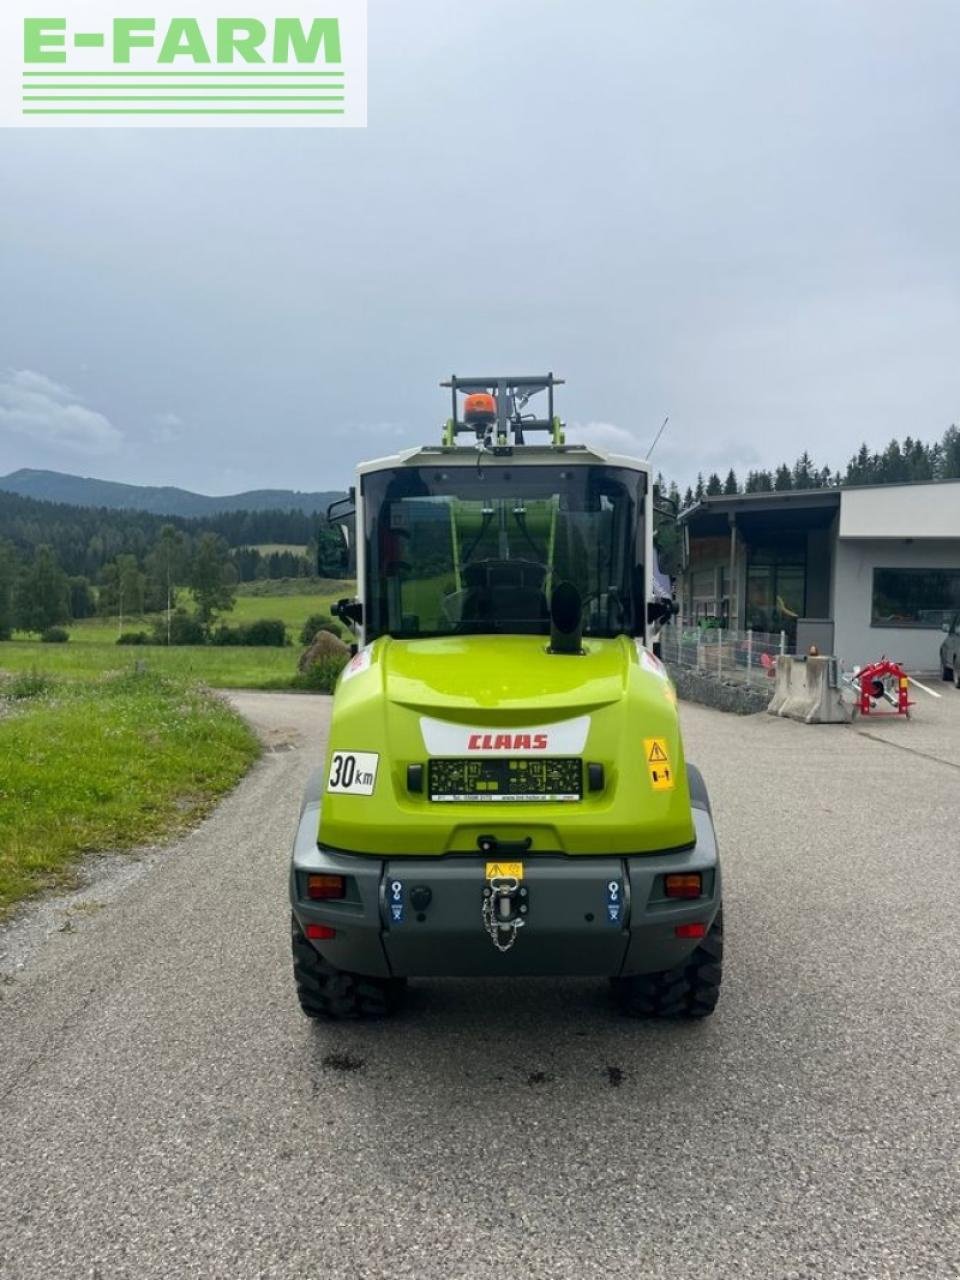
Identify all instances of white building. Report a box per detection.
[678,479,960,671]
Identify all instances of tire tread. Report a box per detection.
[291,915,400,1019]
[616,908,724,1019]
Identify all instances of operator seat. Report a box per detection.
[459,560,549,633]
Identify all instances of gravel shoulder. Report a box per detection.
[0,690,957,1279]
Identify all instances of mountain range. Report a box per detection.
[0,469,344,517]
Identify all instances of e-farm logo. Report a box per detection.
[0,1,366,127]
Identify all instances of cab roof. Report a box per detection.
[356,443,651,478]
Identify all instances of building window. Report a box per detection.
[872,568,960,629]
[745,534,807,640]
[690,567,720,623]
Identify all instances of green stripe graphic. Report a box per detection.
[22,86,345,92]
[23,95,345,101]
[20,66,352,118]
[22,70,345,77]
[23,108,346,114]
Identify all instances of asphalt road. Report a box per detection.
[1,689,959,1279]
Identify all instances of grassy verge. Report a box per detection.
[0,670,260,916]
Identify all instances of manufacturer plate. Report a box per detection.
[428,757,582,802]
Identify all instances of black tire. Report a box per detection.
[614,908,723,1019]
[942,663,954,683]
[686,763,711,814]
[291,914,403,1019]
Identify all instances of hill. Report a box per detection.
[0,488,345,579]
[0,469,343,517]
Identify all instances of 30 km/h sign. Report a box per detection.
[327,751,379,796]
[0,0,367,128]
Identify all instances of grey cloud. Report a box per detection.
[150,411,184,445]
[1,0,958,493]
[0,370,123,457]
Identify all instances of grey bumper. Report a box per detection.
[291,775,721,980]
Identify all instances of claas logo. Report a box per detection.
[467,733,549,751]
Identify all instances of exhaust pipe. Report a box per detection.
[548,582,584,655]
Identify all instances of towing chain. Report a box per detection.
[481,876,526,952]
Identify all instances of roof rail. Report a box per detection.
[440,373,565,447]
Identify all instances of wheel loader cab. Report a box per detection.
[359,459,646,645]
[290,375,723,1020]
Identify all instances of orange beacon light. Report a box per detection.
[463,392,497,425]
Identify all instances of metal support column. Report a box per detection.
[728,513,737,629]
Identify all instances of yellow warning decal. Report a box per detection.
[485,861,524,880]
[644,738,675,791]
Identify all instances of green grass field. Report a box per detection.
[0,670,260,916]
[2,585,357,688]
[26,582,352,647]
[246,543,310,557]
[235,576,354,599]
[228,591,343,635]
[0,641,303,688]
[52,617,152,644]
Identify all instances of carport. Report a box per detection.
[679,489,840,647]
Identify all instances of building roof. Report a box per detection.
[680,477,960,539]
[679,487,840,521]
[679,488,840,536]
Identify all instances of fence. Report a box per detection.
[657,624,792,689]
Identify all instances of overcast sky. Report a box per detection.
[1,0,959,495]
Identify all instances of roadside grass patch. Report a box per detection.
[8,670,54,700]
[290,653,349,693]
[0,670,259,915]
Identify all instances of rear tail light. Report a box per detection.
[675,922,706,940]
[307,873,345,901]
[665,873,702,899]
[306,923,337,941]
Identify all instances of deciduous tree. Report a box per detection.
[0,540,18,640]
[146,525,190,644]
[15,545,70,634]
[188,533,237,625]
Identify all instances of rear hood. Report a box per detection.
[381,634,627,720]
[319,633,695,856]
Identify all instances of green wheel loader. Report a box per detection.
[290,375,722,1018]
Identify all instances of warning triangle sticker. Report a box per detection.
[648,741,669,763]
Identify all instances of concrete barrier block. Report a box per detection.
[768,655,852,724]
[767,655,795,716]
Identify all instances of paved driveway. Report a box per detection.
[854,670,960,768]
[0,690,957,1278]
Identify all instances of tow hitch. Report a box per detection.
[478,834,531,953]
[481,876,529,952]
